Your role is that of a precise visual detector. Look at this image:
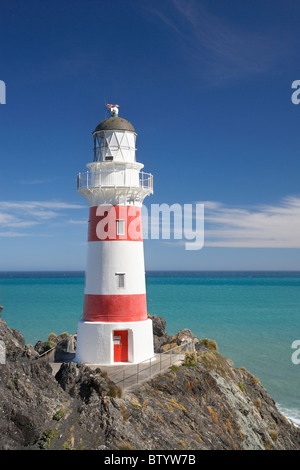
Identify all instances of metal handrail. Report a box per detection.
[107,340,195,390]
[77,170,153,191]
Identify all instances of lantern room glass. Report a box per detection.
[93,130,136,163]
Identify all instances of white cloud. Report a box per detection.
[0,200,85,236]
[203,195,300,248]
[142,197,300,249]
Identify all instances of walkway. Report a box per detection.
[48,342,193,391]
[98,352,185,391]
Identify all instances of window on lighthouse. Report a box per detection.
[116,219,125,236]
[116,273,125,289]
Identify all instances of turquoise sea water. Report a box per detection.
[0,271,299,425]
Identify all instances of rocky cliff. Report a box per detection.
[0,315,299,450]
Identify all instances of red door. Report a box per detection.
[113,330,128,362]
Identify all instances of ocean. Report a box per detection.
[0,270,299,426]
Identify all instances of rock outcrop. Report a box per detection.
[0,319,39,362]
[0,316,299,450]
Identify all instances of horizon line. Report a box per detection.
[0,269,300,273]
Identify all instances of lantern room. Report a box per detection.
[93,105,137,163]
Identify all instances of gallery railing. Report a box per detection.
[77,170,153,192]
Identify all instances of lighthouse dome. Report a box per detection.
[93,116,136,134]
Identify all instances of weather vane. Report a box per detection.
[106,104,119,116]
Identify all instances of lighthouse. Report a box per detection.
[75,105,155,365]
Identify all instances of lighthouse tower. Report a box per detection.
[75,105,155,365]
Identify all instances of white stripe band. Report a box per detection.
[84,240,146,295]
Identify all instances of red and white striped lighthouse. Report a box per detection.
[75,105,155,364]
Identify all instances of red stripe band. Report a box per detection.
[88,205,143,242]
[82,293,147,322]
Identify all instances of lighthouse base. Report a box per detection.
[74,318,154,365]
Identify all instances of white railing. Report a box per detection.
[77,170,153,192]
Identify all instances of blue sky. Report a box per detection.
[1,0,300,270]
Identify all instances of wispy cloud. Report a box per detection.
[20,179,50,185]
[148,195,300,248]
[142,0,289,83]
[203,195,300,248]
[0,202,85,210]
[0,200,85,237]
[0,232,31,238]
[2,196,299,248]
[68,219,87,225]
